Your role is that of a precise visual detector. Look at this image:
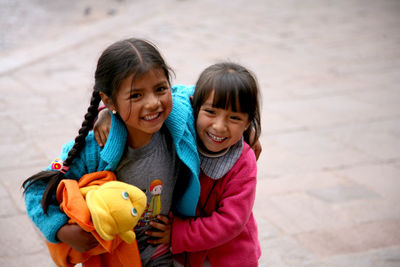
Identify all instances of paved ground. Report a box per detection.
[1,0,400,266]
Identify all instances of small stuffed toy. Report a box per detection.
[81,181,147,244]
[48,171,145,267]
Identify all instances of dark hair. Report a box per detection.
[192,62,261,147]
[22,38,173,214]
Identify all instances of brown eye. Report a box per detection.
[230,116,242,121]
[130,93,141,99]
[156,86,168,92]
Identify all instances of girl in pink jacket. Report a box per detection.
[171,62,262,267]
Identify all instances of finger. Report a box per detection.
[88,234,99,243]
[145,230,164,238]
[253,141,262,160]
[84,232,99,244]
[149,221,166,231]
[252,145,261,160]
[94,130,103,147]
[104,128,109,143]
[99,131,107,147]
[88,240,100,249]
[150,218,170,230]
[91,239,100,246]
[147,238,162,245]
[147,234,169,244]
[156,215,170,224]
[257,146,262,160]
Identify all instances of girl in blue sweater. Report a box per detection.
[23,38,200,266]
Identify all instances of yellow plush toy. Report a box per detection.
[81,181,147,244]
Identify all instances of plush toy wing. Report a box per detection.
[85,181,147,244]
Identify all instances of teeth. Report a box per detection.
[208,132,226,142]
[143,113,159,120]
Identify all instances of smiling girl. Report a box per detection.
[23,38,200,267]
[171,62,262,267]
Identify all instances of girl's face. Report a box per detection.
[196,90,250,154]
[115,68,172,148]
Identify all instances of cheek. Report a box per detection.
[168,95,173,108]
[162,94,173,113]
[235,124,248,137]
[117,102,135,122]
[196,116,207,133]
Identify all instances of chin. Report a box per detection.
[149,125,164,134]
[206,144,226,153]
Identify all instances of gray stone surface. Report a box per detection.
[1,0,400,266]
[307,184,380,203]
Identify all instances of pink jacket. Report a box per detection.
[171,143,261,267]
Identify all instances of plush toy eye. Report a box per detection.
[122,191,129,200]
[131,207,138,216]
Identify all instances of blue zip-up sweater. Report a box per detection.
[24,85,200,243]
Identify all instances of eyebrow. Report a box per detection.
[201,102,214,108]
[131,80,169,91]
[202,102,244,114]
[154,81,169,88]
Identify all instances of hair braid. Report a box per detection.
[63,90,101,167]
[23,90,101,214]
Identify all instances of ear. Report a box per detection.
[190,95,193,106]
[245,122,251,131]
[99,92,116,111]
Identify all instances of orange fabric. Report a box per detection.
[46,171,142,267]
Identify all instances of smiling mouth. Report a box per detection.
[207,132,227,143]
[143,113,161,121]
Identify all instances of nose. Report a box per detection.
[212,116,227,132]
[145,93,160,110]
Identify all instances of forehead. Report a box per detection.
[203,89,242,112]
[134,68,167,86]
[119,68,167,92]
[203,90,215,103]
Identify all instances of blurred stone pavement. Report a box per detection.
[1,0,400,266]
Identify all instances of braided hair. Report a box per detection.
[22,38,173,214]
